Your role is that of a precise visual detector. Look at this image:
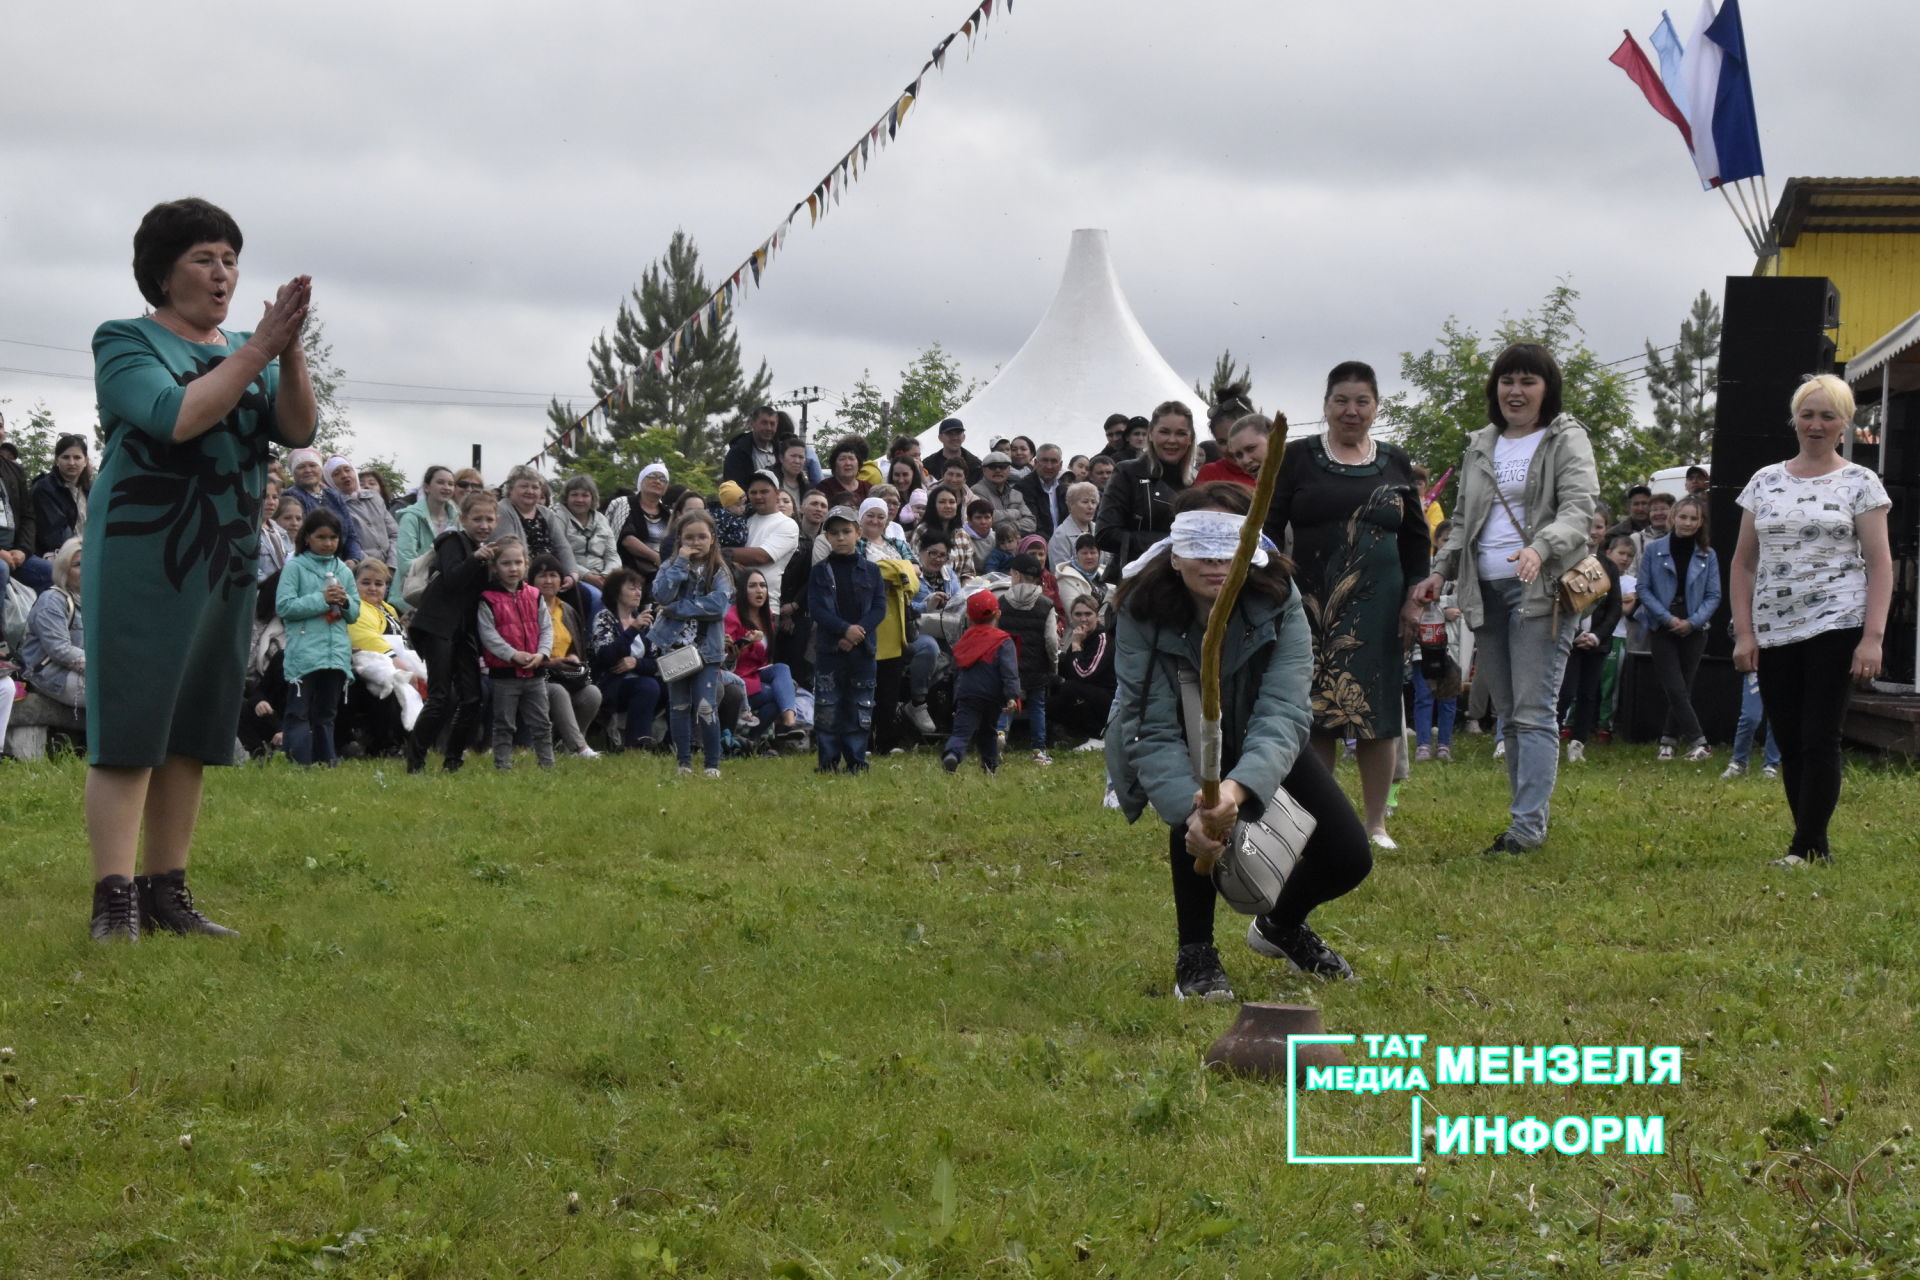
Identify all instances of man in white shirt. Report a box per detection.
[730,471,800,608]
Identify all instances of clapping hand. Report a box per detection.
[248,276,312,361]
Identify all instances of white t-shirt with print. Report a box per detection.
[1737,461,1890,647]
[1475,429,1544,582]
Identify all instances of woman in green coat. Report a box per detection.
[1107,483,1371,1001]
[83,198,314,942]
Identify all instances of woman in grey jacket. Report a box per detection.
[24,537,87,707]
[1108,483,1370,1000]
[1416,343,1598,855]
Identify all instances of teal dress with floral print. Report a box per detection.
[84,318,299,766]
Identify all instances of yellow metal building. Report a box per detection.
[1760,176,1920,363]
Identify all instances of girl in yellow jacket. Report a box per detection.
[347,560,427,730]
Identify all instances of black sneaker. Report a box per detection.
[136,870,238,938]
[1173,943,1235,1001]
[1246,917,1354,981]
[1479,832,1526,857]
[940,752,961,773]
[90,875,141,943]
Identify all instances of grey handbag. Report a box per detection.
[654,642,702,683]
[1175,662,1315,916]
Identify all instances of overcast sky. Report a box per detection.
[1,0,1909,484]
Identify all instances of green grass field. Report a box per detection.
[2,741,1917,1278]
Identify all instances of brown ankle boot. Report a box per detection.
[136,870,238,938]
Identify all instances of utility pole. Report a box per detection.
[780,386,824,438]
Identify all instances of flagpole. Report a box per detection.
[1753,175,1775,252]
[1718,185,1763,256]
[1731,179,1768,247]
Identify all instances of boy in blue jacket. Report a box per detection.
[808,506,886,772]
[943,589,1020,773]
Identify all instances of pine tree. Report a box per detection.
[547,230,771,473]
[1642,290,1720,463]
[1194,349,1252,413]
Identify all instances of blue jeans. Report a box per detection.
[814,645,876,770]
[0,554,53,595]
[998,689,1049,749]
[600,672,663,746]
[1472,577,1575,848]
[667,662,723,769]
[946,695,1003,770]
[907,633,939,699]
[1410,665,1455,748]
[285,669,346,765]
[1730,672,1780,769]
[748,662,797,724]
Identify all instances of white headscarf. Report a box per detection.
[636,461,669,490]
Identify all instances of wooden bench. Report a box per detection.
[5,689,85,761]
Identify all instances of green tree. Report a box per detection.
[1383,280,1666,511]
[548,230,771,474]
[1193,349,1252,413]
[825,344,978,458]
[2,400,61,479]
[1642,289,1720,463]
[560,427,716,508]
[300,307,357,460]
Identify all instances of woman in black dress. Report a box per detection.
[1265,362,1428,850]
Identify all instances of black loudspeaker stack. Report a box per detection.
[1705,276,1839,660]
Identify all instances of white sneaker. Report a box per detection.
[575,745,600,759]
[1565,740,1585,763]
[906,702,937,736]
[1076,737,1105,752]
[703,767,721,779]
[1683,743,1712,762]
[1721,761,1747,779]
[1102,788,1121,810]
[1031,751,1053,766]
[1369,831,1398,850]
[1492,740,1506,760]
[1762,764,1779,779]
[1657,744,1674,761]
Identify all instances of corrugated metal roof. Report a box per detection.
[1847,308,1920,389]
[1773,177,1920,247]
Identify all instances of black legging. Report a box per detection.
[1649,626,1709,745]
[409,627,484,764]
[1558,639,1608,743]
[1168,746,1371,945]
[1757,626,1861,858]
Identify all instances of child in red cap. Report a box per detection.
[944,589,1021,773]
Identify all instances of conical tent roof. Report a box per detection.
[921,229,1196,463]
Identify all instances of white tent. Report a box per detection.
[920,229,1197,462]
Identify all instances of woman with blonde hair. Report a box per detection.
[1731,373,1891,866]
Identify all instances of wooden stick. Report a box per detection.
[1198,414,1290,824]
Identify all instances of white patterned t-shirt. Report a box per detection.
[1736,462,1889,647]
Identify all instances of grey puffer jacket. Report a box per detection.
[1430,414,1598,627]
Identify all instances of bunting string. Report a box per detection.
[528,0,1015,467]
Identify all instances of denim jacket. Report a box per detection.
[1636,534,1722,630]
[647,556,733,663]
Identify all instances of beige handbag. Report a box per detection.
[1488,482,1607,617]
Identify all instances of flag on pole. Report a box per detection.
[1650,11,1686,93]
[1702,0,1763,185]
[1608,31,1692,148]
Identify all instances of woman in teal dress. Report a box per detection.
[84,197,314,942]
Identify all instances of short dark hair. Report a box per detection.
[294,506,342,553]
[1074,533,1099,552]
[528,553,566,581]
[1605,532,1635,553]
[132,198,244,309]
[602,567,646,607]
[1485,343,1564,427]
[1324,360,1379,399]
[917,532,950,553]
[1007,553,1043,580]
[966,498,994,518]
[1625,484,1652,500]
[829,435,868,465]
[889,435,919,458]
[1103,413,1131,433]
[751,405,778,421]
